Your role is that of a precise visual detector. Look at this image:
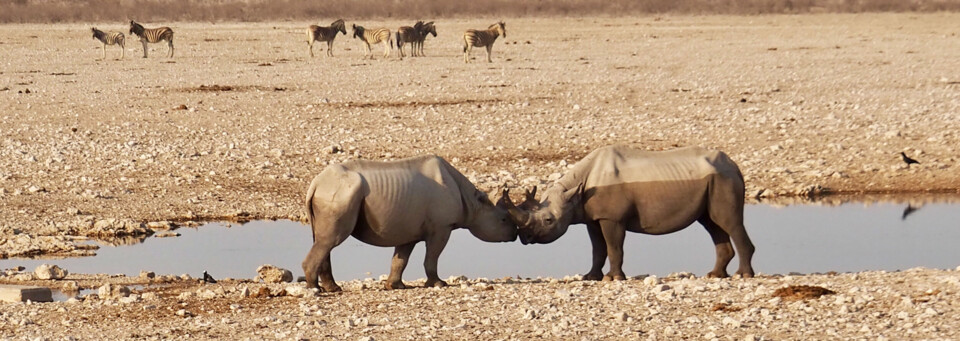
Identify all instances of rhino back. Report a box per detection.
[580,145,740,188]
[346,156,465,244]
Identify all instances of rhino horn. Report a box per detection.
[507,207,529,226]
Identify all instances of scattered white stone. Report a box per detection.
[34,264,68,280]
[257,264,293,283]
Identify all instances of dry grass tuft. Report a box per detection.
[3,0,960,23]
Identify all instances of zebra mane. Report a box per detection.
[331,19,346,34]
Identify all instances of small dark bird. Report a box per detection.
[902,204,921,220]
[900,152,920,167]
[202,271,217,284]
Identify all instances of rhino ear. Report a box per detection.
[562,183,584,203]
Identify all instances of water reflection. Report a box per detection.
[1,199,959,281]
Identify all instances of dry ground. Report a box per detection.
[1,13,960,340]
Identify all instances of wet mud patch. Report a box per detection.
[772,285,835,301]
[177,85,288,93]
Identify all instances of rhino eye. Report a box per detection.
[545,217,554,224]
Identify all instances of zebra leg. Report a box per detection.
[101,44,106,60]
[383,42,390,59]
[463,45,470,63]
[141,40,148,58]
[308,40,314,57]
[486,45,493,63]
[327,41,334,57]
[119,43,124,60]
[168,39,174,58]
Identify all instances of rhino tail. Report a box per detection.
[305,176,321,242]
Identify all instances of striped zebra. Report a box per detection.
[352,24,392,59]
[129,21,174,58]
[415,22,437,57]
[396,21,436,59]
[91,27,125,60]
[395,21,424,60]
[307,19,347,57]
[463,21,506,63]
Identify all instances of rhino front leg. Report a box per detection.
[701,218,734,278]
[385,242,416,290]
[423,229,450,288]
[582,221,607,281]
[599,220,627,281]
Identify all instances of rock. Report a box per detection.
[139,271,155,279]
[97,283,130,298]
[257,264,293,283]
[34,264,68,280]
[284,285,318,298]
[642,275,661,286]
[0,285,53,303]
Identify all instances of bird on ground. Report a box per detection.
[900,152,920,168]
[202,271,217,284]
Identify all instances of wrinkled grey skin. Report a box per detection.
[303,155,517,292]
[507,145,756,281]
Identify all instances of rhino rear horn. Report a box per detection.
[507,207,529,226]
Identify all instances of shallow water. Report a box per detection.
[2,202,959,282]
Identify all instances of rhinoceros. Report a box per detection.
[303,155,517,292]
[506,145,755,280]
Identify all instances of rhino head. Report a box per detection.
[464,188,518,243]
[506,184,583,244]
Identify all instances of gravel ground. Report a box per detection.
[1,13,960,339]
[1,268,959,340]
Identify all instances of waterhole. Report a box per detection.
[3,201,959,282]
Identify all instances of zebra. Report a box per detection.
[91,27,125,60]
[415,22,437,57]
[352,24,392,59]
[307,19,347,57]
[395,21,424,60]
[463,21,506,63]
[129,20,174,58]
[396,21,436,59]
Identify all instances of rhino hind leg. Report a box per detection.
[599,220,627,281]
[385,242,417,290]
[700,218,735,278]
[302,167,363,291]
[706,179,756,278]
[582,221,607,281]
[423,229,451,288]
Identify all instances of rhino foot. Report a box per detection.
[384,280,406,290]
[424,279,448,288]
[582,272,604,281]
[706,271,730,278]
[321,283,343,293]
[735,270,755,279]
[602,274,626,281]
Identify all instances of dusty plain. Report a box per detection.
[1,13,960,340]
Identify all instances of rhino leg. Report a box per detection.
[582,221,607,281]
[599,220,627,281]
[385,242,416,290]
[706,180,756,278]
[423,229,451,288]
[700,218,734,278]
[302,241,343,292]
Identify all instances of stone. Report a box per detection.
[284,285,318,298]
[257,264,293,283]
[139,271,156,279]
[0,285,53,303]
[642,275,661,286]
[34,264,68,280]
[98,283,131,298]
